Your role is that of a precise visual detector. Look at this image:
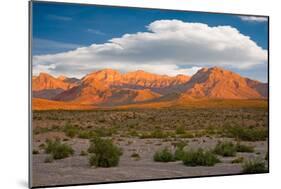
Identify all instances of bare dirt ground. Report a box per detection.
[31,108,268,187]
[32,136,267,187]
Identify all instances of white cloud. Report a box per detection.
[33,19,267,78]
[239,16,268,22]
[86,29,105,36]
[47,14,72,21]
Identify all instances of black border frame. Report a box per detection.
[28,1,270,188]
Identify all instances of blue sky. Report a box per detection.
[32,1,268,82]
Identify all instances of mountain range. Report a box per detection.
[32,67,268,109]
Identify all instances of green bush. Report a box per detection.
[138,132,150,139]
[174,147,186,161]
[139,129,175,139]
[175,126,186,135]
[78,130,96,139]
[44,139,58,154]
[172,140,187,149]
[182,148,220,166]
[89,154,98,166]
[127,130,138,137]
[63,123,79,138]
[179,132,195,138]
[225,126,267,141]
[88,137,122,167]
[242,159,267,173]
[94,127,115,137]
[213,141,236,157]
[32,150,39,154]
[236,143,254,153]
[150,129,169,138]
[153,148,174,162]
[45,139,74,159]
[52,144,74,159]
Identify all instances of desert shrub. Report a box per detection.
[225,126,267,141]
[52,143,74,159]
[236,143,254,153]
[44,156,54,163]
[63,123,79,138]
[175,126,186,135]
[44,139,58,154]
[140,130,174,139]
[139,132,150,139]
[174,147,186,161]
[78,130,96,139]
[231,157,244,164]
[172,140,187,161]
[206,125,223,136]
[194,130,207,138]
[150,129,169,138]
[153,148,174,162]
[89,154,98,166]
[179,132,195,138]
[131,152,140,160]
[88,137,122,167]
[127,129,138,137]
[94,127,115,137]
[242,159,267,173]
[182,148,220,166]
[172,140,187,149]
[213,141,236,157]
[45,139,74,159]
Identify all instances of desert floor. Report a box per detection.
[31,108,268,187]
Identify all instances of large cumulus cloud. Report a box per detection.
[33,19,267,78]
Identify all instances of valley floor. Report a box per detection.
[32,137,267,187]
[31,107,269,187]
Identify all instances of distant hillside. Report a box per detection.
[32,67,268,109]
